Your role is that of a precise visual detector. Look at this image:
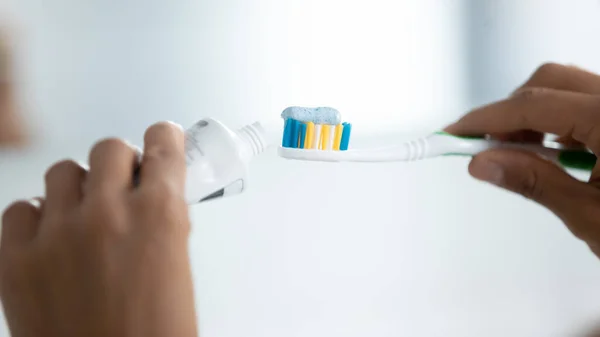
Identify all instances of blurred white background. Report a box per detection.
[2,0,600,336]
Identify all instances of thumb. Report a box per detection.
[468,149,597,218]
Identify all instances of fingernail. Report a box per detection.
[470,159,505,186]
[29,197,44,209]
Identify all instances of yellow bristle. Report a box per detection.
[320,125,331,150]
[333,124,343,150]
[305,122,315,149]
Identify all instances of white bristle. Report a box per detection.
[328,126,335,150]
[313,124,322,150]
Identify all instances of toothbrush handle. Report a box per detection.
[431,132,597,171]
[467,139,596,171]
[504,143,596,171]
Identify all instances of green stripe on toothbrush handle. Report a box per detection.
[558,150,596,171]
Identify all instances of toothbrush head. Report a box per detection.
[278,107,352,161]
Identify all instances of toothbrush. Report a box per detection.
[276,107,596,171]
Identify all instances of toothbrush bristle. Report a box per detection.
[290,119,299,148]
[305,122,315,149]
[333,124,343,150]
[313,124,322,149]
[340,123,352,151]
[298,123,307,149]
[321,125,331,150]
[281,118,351,151]
[282,119,293,147]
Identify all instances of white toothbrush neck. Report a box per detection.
[426,133,564,159]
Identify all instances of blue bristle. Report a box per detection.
[298,123,307,148]
[282,119,293,147]
[340,123,352,151]
[290,119,299,148]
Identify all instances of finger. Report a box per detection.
[517,63,600,95]
[139,121,186,190]
[87,138,140,194]
[445,88,600,153]
[1,199,42,247]
[511,63,600,146]
[590,244,600,260]
[468,149,599,229]
[554,135,585,148]
[44,160,87,215]
[513,63,600,146]
[460,64,600,145]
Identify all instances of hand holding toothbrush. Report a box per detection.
[445,63,600,258]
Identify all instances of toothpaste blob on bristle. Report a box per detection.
[281,107,341,125]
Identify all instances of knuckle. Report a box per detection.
[562,95,600,146]
[143,145,172,161]
[572,108,600,146]
[511,87,547,103]
[514,169,544,201]
[136,185,187,222]
[531,62,563,81]
[573,123,600,145]
[140,183,182,204]
[44,159,82,181]
[84,191,123,217]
